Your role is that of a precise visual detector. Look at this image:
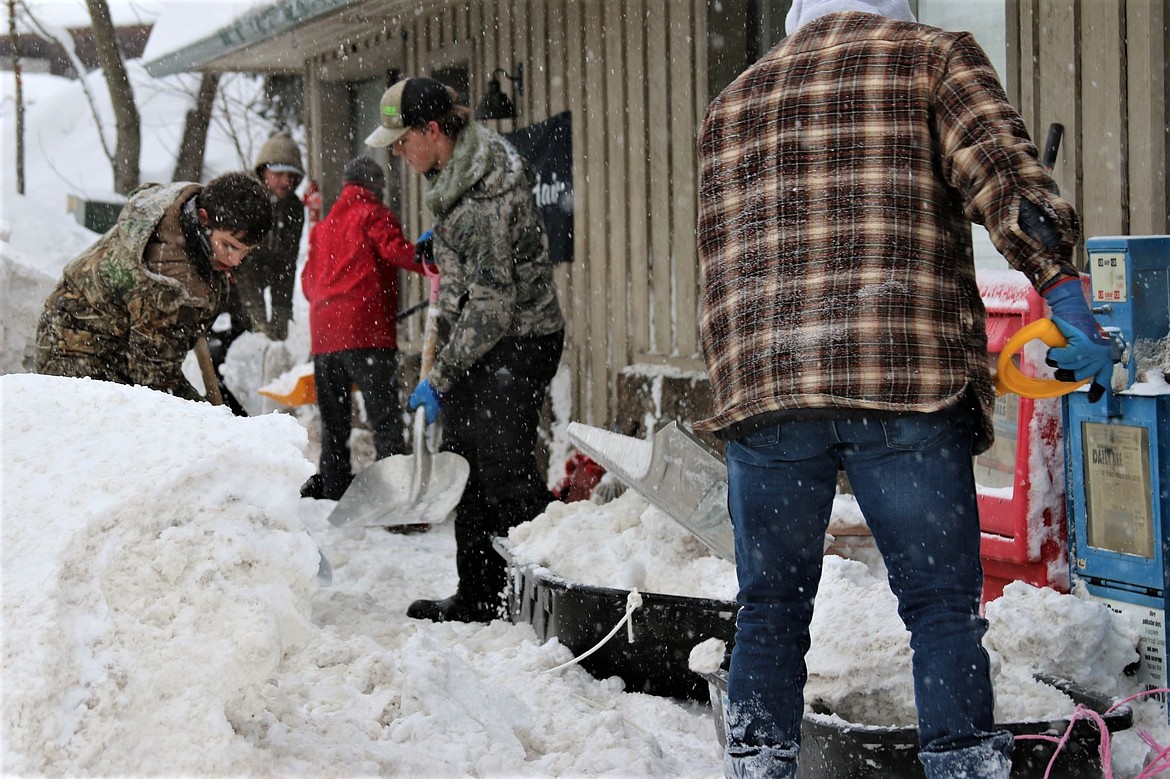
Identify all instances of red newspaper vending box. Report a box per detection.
[976,270,1069,603]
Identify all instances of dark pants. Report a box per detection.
[314,348,405,499]
[441,330,564,605]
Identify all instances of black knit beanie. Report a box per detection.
[342,156,385,194]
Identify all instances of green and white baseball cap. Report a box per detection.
[365,77,455,147]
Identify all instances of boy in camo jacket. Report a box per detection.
[35,172,273,401]
[368,77,565,623]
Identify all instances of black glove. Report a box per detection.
[414,229,435,265]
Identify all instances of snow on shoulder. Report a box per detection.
[2,373,317,774]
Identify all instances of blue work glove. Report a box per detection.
[409,378,443,424]
[414,229,435,265]
[1042,276,1114,402]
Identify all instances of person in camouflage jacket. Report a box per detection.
[368,76,565,623]
[35,173,273,400]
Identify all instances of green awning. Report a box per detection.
[143,0,355,76]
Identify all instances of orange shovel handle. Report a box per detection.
[994,318,1090,399]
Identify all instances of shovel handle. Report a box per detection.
[994,318,1090,399]
[420,304,441,377]
[194,336,224,406]
[419,265,442,377]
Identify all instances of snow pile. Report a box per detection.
[804,560,1137,728]
[0,191,100,372]
[506,490,738,600]
[1,374,725,776]
[506,489,1143,730]
[2,374,318,774]
[985,581,1140,696]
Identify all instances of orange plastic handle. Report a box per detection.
[994,318,1090,398]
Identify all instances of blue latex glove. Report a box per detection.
[409,378,443,424]
[414,229,435,265]
[1042,276,1113,402]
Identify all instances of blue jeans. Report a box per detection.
[722,406,1012,779]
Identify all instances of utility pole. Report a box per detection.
[8,0,25,193]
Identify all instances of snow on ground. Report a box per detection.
[1,373,723,776]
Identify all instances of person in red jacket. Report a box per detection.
[300,156,425,500]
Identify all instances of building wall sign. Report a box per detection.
[505,111,573,264]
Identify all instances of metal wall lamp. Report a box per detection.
[474,64,524,120]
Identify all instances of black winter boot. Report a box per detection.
[406,593,500,623]
[300,474,325,499]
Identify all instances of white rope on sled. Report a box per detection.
[543,589,644,674]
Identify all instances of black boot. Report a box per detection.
[300,474,325,499]
[300,472,353,501]
[406,593,499,623]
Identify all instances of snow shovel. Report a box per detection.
[994,317,1091,398]
[567,421,736,562]
[257,302,428,408]
[194,336,224,405]
[327,267,469,529]
[258,367,317,406]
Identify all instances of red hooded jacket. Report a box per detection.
[301,184,422,355]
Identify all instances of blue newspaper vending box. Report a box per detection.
[1066,235,1170,701]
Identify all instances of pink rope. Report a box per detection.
[1013,688,1170,778]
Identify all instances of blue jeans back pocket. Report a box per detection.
[883,406,962,451]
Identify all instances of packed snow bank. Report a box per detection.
[1,374,724,776]
[0,192,100,372]
[2,374,318,774]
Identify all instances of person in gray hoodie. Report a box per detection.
[367,77,565,623]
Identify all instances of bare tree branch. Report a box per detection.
[172,71,219,181]
[8,0,25,193]
[84,0,140,194]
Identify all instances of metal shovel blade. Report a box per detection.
[567,421,736,561]
[327,408,470,528]
[316,549,333,586]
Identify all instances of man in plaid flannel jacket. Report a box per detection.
[697,1,1112,777]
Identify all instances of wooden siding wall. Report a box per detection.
[1008,0,1169,248]
[306,0,710,431]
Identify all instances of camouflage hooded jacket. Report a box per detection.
[423,121,564,394]
[34,182,225,400]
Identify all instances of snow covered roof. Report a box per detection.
[0,0,163,31]
[143,0,419,76]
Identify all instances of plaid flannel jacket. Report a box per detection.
[696,12,1079,452]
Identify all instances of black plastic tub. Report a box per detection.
[700,668,1133,778]
[497,541,737,701]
